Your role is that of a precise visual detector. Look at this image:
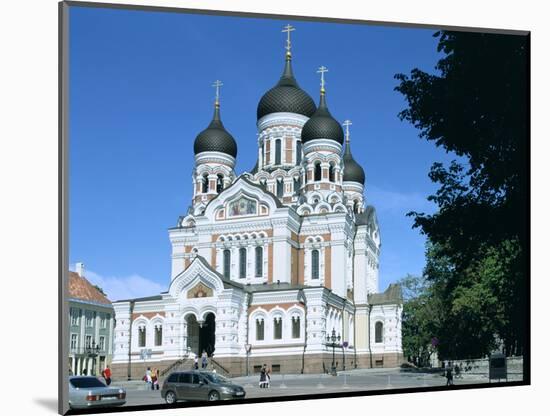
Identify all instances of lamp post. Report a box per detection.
[86,340,101,376]
[326,329,341,376]
[245,344,252,377]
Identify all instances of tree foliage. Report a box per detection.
[395,31,528,358]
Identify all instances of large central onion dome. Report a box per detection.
[342,137,365,184]
[301,90,344,144]
[194,103,237,157]
[257,55,316,120]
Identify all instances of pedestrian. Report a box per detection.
[201,350,208,369]
[266,366,271,388]
[454,363,461,379]
[194,356,199,370]
[102,365,112,386]
[151,368,159,390]
[259,364,268,388]
[145,367,152,388]
[445,365,454,386]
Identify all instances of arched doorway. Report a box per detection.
[186,312,216,357]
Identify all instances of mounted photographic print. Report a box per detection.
[59,1,530,414]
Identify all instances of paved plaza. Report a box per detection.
[118,368,521,407]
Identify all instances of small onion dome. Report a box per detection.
[193,103,237,157]
[342,138,365,184]
[257,56,316,120]
[301,92,344,144]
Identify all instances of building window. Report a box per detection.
[311,249,320,279]
[275,139,281,165]
[155,325,163,346]
[255,246,263,277]
[138,326,146,347]
[296,141,302,164]
[273,317,282,340]
[329,162,335,182]
[292,316,300,338]
[202,173,209,193]
[223,249,231,278]
[100,314,107,329]
[85,335,92,349]
[314,162,322,181]
[256,319,264,341]
[70,334,78,350]
[293,177,300,196]
[99,336,105,351]
[276,179,284,197]
[85,311,93,327]
[216,174,224,193]
[70,308,80,326]
[375,322,384,343]
[239,247,247,279]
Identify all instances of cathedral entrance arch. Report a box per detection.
[185,312,216,357]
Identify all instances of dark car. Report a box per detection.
[161,370,245,403]
[68,376,126,409]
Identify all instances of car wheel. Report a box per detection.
[208,391,220,401]
[165,391,177,405]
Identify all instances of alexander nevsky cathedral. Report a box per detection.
[110,25,403,378]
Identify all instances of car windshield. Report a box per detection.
[202,373,229,384]
[70,377,106,388]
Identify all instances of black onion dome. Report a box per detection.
[342,139,365,184]
[257,57,316,120]
[301,93,344,144]
[194,104,237,157]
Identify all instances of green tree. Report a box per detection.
[395,31,528,356]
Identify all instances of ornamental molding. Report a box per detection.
[257,112,309,131]
[303,139,343,155]
[195,151,236,168]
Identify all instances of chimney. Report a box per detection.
[76,262,85,277]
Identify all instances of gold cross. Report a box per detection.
[212,80,223,105]
[282,24,295,55]
[317,66,329,92]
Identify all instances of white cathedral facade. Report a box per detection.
[110,27,403,378]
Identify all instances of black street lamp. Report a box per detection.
[86,340,101,376]
[326,329,341,376]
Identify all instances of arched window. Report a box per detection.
[154,325,162,346]
[314,162,322,181]
[255,246,263,277]
[138,326,146,347]
[329,163,335,182]
[216,174,224,193]
[276,179,284,197]
[353,200,359,213]
[292,316,300,338]
[201,174,209,193]
[311,249,320,279]
[375,321,384,343]
[256,318,264,341]
[296,141,302,164]
[223,249,231,279]
[275,139,281,165]
[239,247,247,279]
[293,177,300,196]
[273,317,282,340]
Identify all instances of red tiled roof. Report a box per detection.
[68,271,111,305]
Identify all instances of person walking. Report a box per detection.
[259,364,268,388]
[193,356,199,370]
[145,367,152,389]
[102,365,112,386]
[201,351,208,369]
[266,366,271,388]
[151,368,159,390]
[445,364,454,386]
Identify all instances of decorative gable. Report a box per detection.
[187,282,214,299]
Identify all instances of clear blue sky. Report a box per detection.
[69,5,454,300]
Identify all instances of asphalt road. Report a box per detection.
[121,371,505,407]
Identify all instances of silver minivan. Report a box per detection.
[161,370,246,403]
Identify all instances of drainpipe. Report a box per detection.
[300,289,308,374]
[245,292,252,377]
[127,300,135,380]
[368,304,373,368]
[341,298,346,371]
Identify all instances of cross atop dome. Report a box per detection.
[317,65,328,94]
[343,120,352,143]
[282,24,295,59]
[212,80,223,107]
